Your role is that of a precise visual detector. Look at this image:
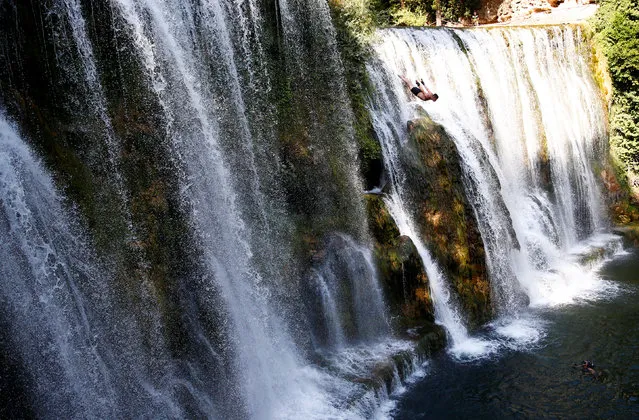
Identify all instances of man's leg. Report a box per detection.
[398,75,412,89]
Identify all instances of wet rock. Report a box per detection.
[365,194,435,327]
[400,117,493,327]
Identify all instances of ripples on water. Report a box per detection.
[391,245,639,419]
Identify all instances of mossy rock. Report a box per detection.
[402,117,493,328]
[415,324,447,356]
[365,194,435,328]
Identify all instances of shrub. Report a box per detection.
[591,0,639,175]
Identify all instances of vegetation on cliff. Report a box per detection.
[591,0,639,222]
[403,117,492,326]
[328,0,480,31]
[375,0,480,26]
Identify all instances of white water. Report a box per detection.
[109,0,402,418]
[368,26,620,357]
[0,114,117,417]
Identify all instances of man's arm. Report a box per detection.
[399,75,412,89]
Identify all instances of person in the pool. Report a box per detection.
[581,360,596,374]
[575,360,599,377]
[399,75,439,102]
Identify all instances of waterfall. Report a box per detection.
[368,26,620,350]
[0,0,624,416]
[0,0,409,418]
[0,110,225,417]
[0,113,117,417]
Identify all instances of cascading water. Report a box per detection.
[0,113,116,417]
[107,1,393,418]
[0,111,221,418]
[368,26,622,355]
[0,0,415,418]
[1,0,627,417]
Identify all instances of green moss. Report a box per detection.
[381,0,479,26]
[404,117,492,327]
[588,2,639,225]
[365,194,436,327]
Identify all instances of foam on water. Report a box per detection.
[491,316,547,350]
[449,337,500,361]
[525,234,624,307]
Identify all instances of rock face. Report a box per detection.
[497,0,552,22]
[365,116,493,329]
[478,0,505,24]
[365,194,436,327]
[364,115,494,329]
[402,117,493,327]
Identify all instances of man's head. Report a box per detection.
[418,92,439,102]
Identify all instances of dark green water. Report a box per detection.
[393,246,639,419]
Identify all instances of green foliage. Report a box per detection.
[380,0,479,26]
[438,0,479,22]
[390,6,431,26]
[591,0,639,173]
[331,0,478,29]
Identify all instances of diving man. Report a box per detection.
[399,75,439,102]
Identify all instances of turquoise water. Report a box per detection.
[393,244,639,419]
